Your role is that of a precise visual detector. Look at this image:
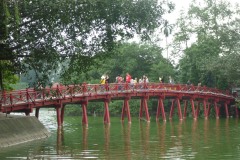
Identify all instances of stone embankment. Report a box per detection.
[0,113,50,148]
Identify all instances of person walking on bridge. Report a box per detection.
[126,73,131,83]
[100,75,106,84]
[116,74,123,90]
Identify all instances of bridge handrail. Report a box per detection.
[0,82,234,107]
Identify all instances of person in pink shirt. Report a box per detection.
[126,73,131,83]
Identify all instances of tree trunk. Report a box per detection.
[166,37,168,59]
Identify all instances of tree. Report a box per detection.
[175,0,240,89]
[0,0,174,89]
[61,42,175,84]
[161,20,173,59]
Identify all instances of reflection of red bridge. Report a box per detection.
[0,83,237,127]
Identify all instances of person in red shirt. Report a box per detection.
[126,73,131,83]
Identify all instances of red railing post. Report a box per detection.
[94,85,97,93]
[105,82,109,91]
[19,91,22,101]
[42,88,45,102]
[69,86,73,97]
[82,82,87,95]
[26,88,29,103]
[10,93,13,105]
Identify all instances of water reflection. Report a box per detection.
[104,124,110,159]
[121,122,131,160]
[215,118,220,145]
[164,120,185,159]
[81,125,89,158]
[204,119,209,145]
[2,116,240,159]
[56,127,64,155]
[139,121,150,159]
[157,122,166,157]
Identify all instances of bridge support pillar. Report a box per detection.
[176,98,183,121]
[139,97,150,122]
[56,102,65,128]
[214,101,220,119]
[104,100,110,124]
[183,100,188,119]
[224,102,229,118]
[56,107,62,127]
[203,99,209,119]
[24,108,32,116]
[156,97,166,122]
[35,108,40,118]
[81,101,88,126]
[190,99,197,120]
[25,111,30,116]
[121,98,131,123]
[61,104,65,125]
[169,98,183,120]
[169,99,175,120]
[195,101,200,118]
[207,102,211,117]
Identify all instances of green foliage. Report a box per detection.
[10,82,28,90]
[64,104,82,116]
[60,43,175,84]
[0,0,173,89]
[236,100,240,109]
[175,0,240,89]
[0,61,19,90]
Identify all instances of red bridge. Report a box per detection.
[0,83,237,127]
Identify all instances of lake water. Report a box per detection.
[1,110,240,160]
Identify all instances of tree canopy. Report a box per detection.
[0,0,174,89]
[174,0,240,89]
[58,42,175,85]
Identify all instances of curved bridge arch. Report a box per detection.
[0,82,236,127]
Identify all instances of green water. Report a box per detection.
[1,111,240,159]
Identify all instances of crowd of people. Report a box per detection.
[100,73,150,85]
[99,73,195,86]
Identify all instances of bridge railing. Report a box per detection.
[0,82,234,107]
[0,89,37,107]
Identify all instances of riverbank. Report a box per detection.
[0,113,50,148]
